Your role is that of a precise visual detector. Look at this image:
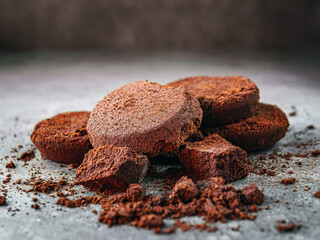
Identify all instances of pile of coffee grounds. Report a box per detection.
[56,177,264,234]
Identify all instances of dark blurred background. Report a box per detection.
[1,0,320,51]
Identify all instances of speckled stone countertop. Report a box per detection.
[0,51,319,240]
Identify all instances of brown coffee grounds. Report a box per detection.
[18,150,35,162]
[306,125,315,130]
[311,150,320,157]
[242,183,265,205]
[32,179,67,194]
[31,204,40,210]
[169,176,198,203]
[314,191,320,198]
[281,178,296,185]
[56,196,98,208]
[126,184,146,202]
[58,177,264,234]
[5,161,16,169]
[3,174,11,184]
[248,204,258,212]
[0,196,6,206]
[133,214,164,233]
[267,171,275,176]
[276,223,295,232]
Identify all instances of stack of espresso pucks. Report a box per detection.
[31,77,289,190]
[167,76,289,181]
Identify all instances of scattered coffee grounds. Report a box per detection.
[169,176,198,203]
[75,145,149,190]
[32,179,67,194]
[93,178,264,233]
[167,76,259,127]
[313,191,320,198]
[179,134,250,182]
[87,80,202,158]
[56,196,97,208]
[242,183,265,205]
[281,178,296,185]
[276,223,295,232]
[206,103,289,151]
[3,174,11,184]
[31,111,91,164]
[18,150,35,162]
[5,161,16,169]
[0,196,6,206]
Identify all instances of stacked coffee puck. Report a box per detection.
[31,76,289,189]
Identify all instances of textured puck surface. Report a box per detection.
[167,76,259,127]
[179,133,250,183]
[87,80,203,158]
[75,145,149,189]
[206,103,289,151]
[30,111,91,164]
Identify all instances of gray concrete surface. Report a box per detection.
[0,51,319,240]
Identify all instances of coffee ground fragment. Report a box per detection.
[0,196,6,206]
[5,161,16,169]
[281,178,296,185]
[276,223,295,232]
[314,191,320,198]
[18,150,35,162]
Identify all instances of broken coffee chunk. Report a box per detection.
[206,103,289,151]
[179,134,250,182]
[126,184,146,201]
[87,80,203,158]
[167,76,259,127]
[170,176,198,203]
[242,183,264,205]
[76,145,149,190]
[31,111,91,164]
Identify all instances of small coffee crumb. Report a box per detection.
[276,223,295,232]
[5,161,16,169]
[314,191,320,198]
[18,150,35,162]
[281,178,296,185]
[31,204,40,210]
[0,196,7,206]
[267,171,276,176]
